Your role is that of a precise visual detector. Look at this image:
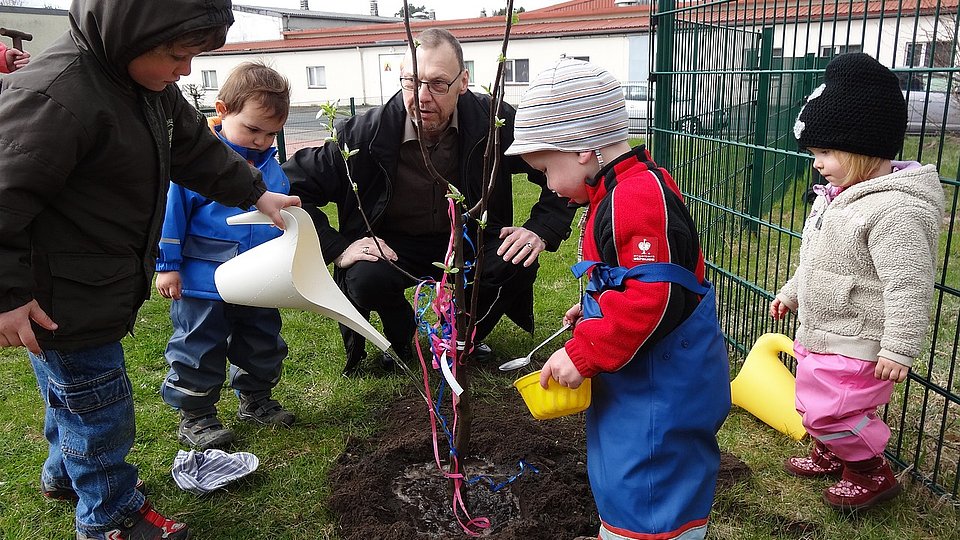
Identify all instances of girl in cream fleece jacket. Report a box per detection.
[771,53,945,512]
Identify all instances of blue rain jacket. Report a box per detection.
[156,123,289,300]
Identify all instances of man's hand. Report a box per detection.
[497,226,545,267]
[335,237,398,268]
[876,356,909,383]
[155,271,183,300]
[255,192,301,229]
[540,347,585,389]
[0,300,58,355]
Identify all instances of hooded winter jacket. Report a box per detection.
[0,0,267,350]
[776,164,945,367]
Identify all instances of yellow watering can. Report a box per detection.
[730,333,807,440]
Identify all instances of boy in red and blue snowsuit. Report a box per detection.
[505,58,731,540]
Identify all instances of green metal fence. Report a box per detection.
[652,0,960,499]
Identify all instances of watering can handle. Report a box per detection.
[762,333,797,360]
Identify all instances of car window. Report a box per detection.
[623,84,648,101]
[898,72,956,93]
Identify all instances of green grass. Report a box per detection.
[0,176,958,539]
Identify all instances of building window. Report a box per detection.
[819,44,862,58]
[201,70,218,90]
[504,58,529,83]
[464,60,475,84]
[905,41,953,68]
[307,66,327,89]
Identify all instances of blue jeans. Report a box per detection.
[30,342,145,535]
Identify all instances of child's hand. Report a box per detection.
[0,300,58,355]
[540,347,585,389]
[562,303,583,329]
[4,47,29,72]
[155,271,183,300]
[875,356,909,383]
[769,298,790,319]
[255,192,301,229]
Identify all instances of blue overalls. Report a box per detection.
[573,261,731,540]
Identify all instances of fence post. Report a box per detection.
[350,97,356,116]
[276,128,287,164]
[747,26,774,231]
[652,0,675,167]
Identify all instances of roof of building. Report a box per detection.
[212,0,957,55]
[234,4,399,24]
[214,0,651,54]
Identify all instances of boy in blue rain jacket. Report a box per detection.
[156,62,295,450]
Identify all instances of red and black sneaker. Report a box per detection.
[76,500,189,540]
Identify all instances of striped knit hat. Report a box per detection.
[504,58,629,156]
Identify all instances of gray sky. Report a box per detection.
[16,0,561,20]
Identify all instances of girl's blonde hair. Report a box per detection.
[835,150,888,183]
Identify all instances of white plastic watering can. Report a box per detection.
[214,206,391,353]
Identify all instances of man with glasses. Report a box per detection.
[283,28,575,374]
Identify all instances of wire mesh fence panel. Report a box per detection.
[652,0,960,500]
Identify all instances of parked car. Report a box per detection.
[622,83,711,136]
[898,72,960,134]
[623,83,651,135]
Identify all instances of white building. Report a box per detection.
[183,0,653,108]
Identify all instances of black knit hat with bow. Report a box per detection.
[794,53,907,159]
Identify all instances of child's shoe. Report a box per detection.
[784,440,843,478]
[43,477,145,503]
[823,455,902,510]
[76,500,190,539]
[178,411,235,450]
[237,393,295,426]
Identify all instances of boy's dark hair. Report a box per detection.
[218,62,291,121]
[418,28,464,71]
[163,25,230,53]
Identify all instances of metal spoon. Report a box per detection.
[498,323,572,371]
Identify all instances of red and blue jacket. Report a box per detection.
[565,145,706,377]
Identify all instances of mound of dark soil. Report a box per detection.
[329,389,750,539]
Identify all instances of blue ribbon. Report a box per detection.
[464,459,541,492]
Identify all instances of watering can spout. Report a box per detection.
[214,207,391,353]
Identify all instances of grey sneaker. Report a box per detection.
[237,394,295,426]
[76,501,189,539]
[178,414,235,450]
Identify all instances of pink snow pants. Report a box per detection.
[794,343,895,461]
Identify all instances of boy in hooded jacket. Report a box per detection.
[0,1,299,538]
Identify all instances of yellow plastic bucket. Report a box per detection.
[514,370,591,420]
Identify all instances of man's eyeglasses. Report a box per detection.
[399,70,464,95]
